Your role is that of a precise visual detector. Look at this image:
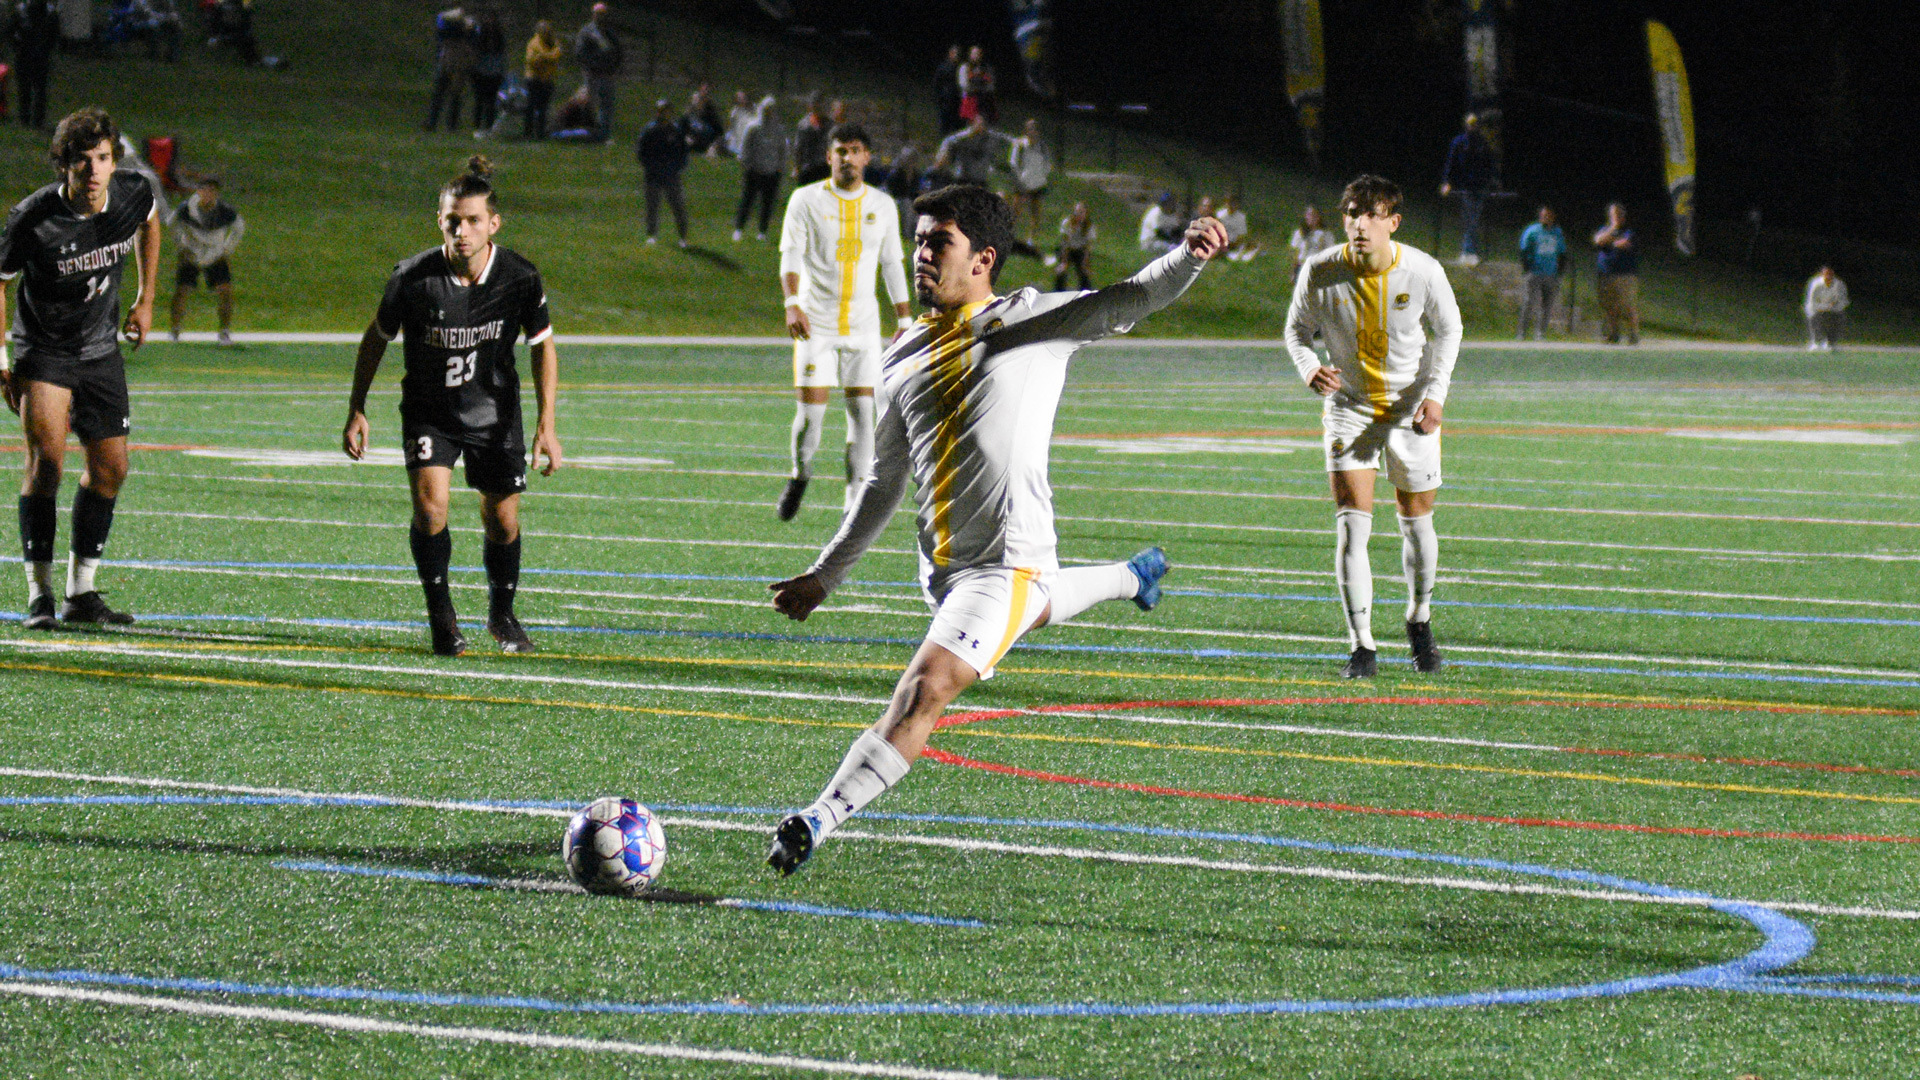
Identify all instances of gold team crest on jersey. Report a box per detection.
[865,212,877,223]
[983,318,1004,334]
[1393,293,1411,309]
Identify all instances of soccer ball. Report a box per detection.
[562,797,667,896]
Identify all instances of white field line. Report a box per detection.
[0,640,893,708]
[0,982,1021,1080]
[3,767,1913,922]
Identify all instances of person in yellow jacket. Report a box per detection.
[522,20,564,140]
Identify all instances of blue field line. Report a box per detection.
[0,813,1817,1016]
[5,611,1916,688]
[1723,981,1920,1006]
[0,794,396,809]
[267,860,988,928]
[0,555,930,588]
[1167,586,1920,628]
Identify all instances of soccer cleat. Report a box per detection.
[1126,546,1169,611]
[1406,621,1444,673]
[218,330,233,346]
[775,477,809,521]
[61,591,134,626]
[22,595,57,631]
[766,812,819,876]
[488,612,536,654]
[1341,646,1377,679]
[428,606,468,657]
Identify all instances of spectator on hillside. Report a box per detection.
[522,20,562,140]
[1439,112,1496,265]
[637,98,691,247]
[932,115,1002,187]
[1592,202,1639,345]
[1804,265,1849,351]
[1516,204,1566,340]
[572,1,622,143]
[549,84,597,141]
[934,44,962,134]
[882,143,922,230]
[424,6,475,132]
[1051,201,1096,290]
[958,44,996,123]
[1289,204,1335,270]
[685,82,723,156]
[792,97,831,185]
[11,0,57,129]
[167,177,244,345]
[724,89,755,156]
[470,7,508,135]
[1138,192,1182,253]
[210,0,262,65]
[1006,117,1051,247]
[734,97,785,241]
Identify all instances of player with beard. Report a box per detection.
[342,156,563,656]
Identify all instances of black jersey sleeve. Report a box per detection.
[374,264,407,340]
[0,200,27,280]
[522,268,552,344]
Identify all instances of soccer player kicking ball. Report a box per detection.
[1283,174,1461,678]
[1,107,162,630]
[764,186,1228,875]
[342,156,562,657]
[774,122,912,521]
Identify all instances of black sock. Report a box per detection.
[483,536,521,620]
[409,525,454,615]
[18,494,56,563]
[71,486,116,561]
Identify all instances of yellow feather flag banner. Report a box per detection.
[1646,20,1696,255]
[1281,0,1326,167]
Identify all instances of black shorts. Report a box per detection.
[176,259,232,289]
[12,350,132,443]
[401,420,527,495]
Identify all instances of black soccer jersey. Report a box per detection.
[0,171,157,364]
[375,244,552,433]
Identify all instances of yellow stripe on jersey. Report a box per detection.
[834,189,862,336]
[920,299,994,566]
[1346,242,1399,420]
[984,568,1041,671]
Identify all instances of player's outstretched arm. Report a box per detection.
[123,210,164,350]
[530,336,563,476]
[769,572,827,621]
[770,403,910,621]
[1,285,15,416]
[341,320,389,460]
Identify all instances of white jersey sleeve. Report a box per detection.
[1282,258,1324,384]
[1418,256,1463,405]
[878,196,909,311]
[807,393,912,594]
[777,187,811,281]
[1009,245,1206,346]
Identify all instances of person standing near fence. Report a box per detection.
[1438,113,1495,266]
[734,98,785,242]
[636,99,690,248]
[1592,202,1639,345]
[1516,205,1565,340]
[1803,266,1848,351]
[572,2,622,143]
[521,20,562,140]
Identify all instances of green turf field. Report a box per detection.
[1,341,1917,1078]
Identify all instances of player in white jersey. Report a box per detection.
[1283,174,1461,678]
[763,185,1229,875]
[775,123,913,521]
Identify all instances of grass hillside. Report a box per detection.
[4,0,1915,343]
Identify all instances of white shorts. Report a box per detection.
[925,566,1052,679]
[793,333,882,390]
[1323,400,1442,493]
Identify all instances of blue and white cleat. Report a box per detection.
[767,811,823,876]
[1127,546,1170,611]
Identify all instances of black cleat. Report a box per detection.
[61,591,134,625]
[1341,646,1377,679]
[766,812,819,876]
[1406,621,1444,673]
[488,612,535,653]
[775,477,809,521]
[428,606,468,657]
[22,595,57,630]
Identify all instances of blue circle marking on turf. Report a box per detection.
[0,794,1864,1017]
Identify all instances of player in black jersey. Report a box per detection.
[342,156,562,656]
[1,107,162,630]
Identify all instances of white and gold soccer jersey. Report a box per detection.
[778,180,910,387]
[806,246,1208,606]
[1283,241,1462,421]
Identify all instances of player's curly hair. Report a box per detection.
[441,155,499,211]
[827,122,870,149]
[1339,174,1402,218]
[912,184,1016,285]
[50,107,120,168]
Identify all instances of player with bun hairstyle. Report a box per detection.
[342,156,563,656]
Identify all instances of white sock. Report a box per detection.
[66,553,100,598]
[803,729,911,839]
[842,394,876,507]
[790,401,827,480]
[1334,508,1376,650]
[1046,562,1138,625]
[1398,511,1438,624]
[24,561,55,604]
